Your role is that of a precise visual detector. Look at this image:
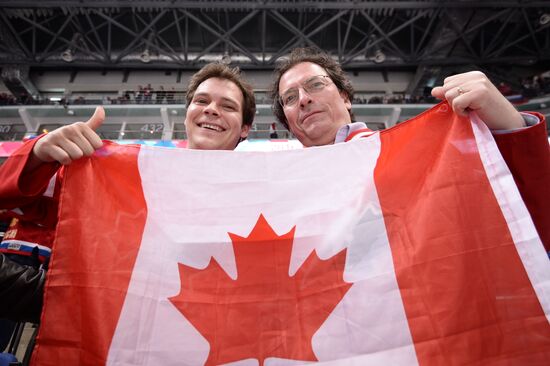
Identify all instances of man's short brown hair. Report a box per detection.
[268,47,355,130]
[186,63,256,127]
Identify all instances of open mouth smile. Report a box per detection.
[198,123,225,132]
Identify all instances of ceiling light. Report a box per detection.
[140,49,151,63]
[221,52,231,65]
[61,33,81,63]
[371,50,386,64]
[61,49,73,62]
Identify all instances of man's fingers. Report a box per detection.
[82,106,104,149]
[85,106,105,131]
[451,97,469,117]
[450,87,480,117]
[431,86,445,99]
[432,81,460,100]
[56,139,86,162]
[33,114,104,164]
[72,133,97,156]
[47,145,73,165]
[81,125,103,150]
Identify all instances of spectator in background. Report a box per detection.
[269,122,278,139]
[121,90,131,104]
[156,86,165,104]
[533,75,541,95]
[368,96,382,104]
[0,93,17,105]
[135,85,143,104]
[144,84,153,103]
[521,77,538,98]
[166,87,175,104]
[497,81,513,96]
[540,72,550,94]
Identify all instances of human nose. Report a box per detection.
[203,101,220,115]
[298,87,312,107]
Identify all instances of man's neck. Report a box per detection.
[334,122,368,144]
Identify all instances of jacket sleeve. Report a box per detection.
[0,137,61,226]
[0,253,44,323]
[493,114,550,252]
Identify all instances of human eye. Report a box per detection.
[194,97,208,105]
[223,104,237,111]
[307,78,326,90]
[282,90,298,106]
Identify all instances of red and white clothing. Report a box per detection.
[0,137,62,262]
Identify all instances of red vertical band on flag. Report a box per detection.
[32,142,147,365]
[375,103,550,365]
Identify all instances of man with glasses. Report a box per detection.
[0,62,256,322]
[269,47,549,252]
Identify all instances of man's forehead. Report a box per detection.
[195,77,243,103]
[197,77,238,91]
[280,62,327,86]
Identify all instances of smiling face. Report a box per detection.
[278,62,352,147]
[185,77,250,150]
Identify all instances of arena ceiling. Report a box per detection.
[0,0,548,68]
[0,0,549,94]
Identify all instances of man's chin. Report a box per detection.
[189,137,215,151]
[303,121,331,136]
[301,115,323,130]
[190,137,234,151]
[301,125,338,146]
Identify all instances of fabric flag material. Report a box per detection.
[32,103,550,365]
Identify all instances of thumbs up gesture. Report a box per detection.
[33,107,105,165]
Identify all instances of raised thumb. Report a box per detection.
[85,106,105,130]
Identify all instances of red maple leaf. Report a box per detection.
[168,214,352,366]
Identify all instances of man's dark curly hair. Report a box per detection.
[186,62,256,127]
[268,47,355,130]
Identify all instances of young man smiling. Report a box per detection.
[269,47,549,253]
[0,63,256,322]
[184,63,255,150]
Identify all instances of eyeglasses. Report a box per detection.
[279,75,332,107]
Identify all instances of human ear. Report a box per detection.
[240,124,251,138]
[340,91,352,110]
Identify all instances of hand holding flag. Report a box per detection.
[431,71,526,129]
[32,106,105,165]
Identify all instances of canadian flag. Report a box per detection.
[33,103,550,365]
